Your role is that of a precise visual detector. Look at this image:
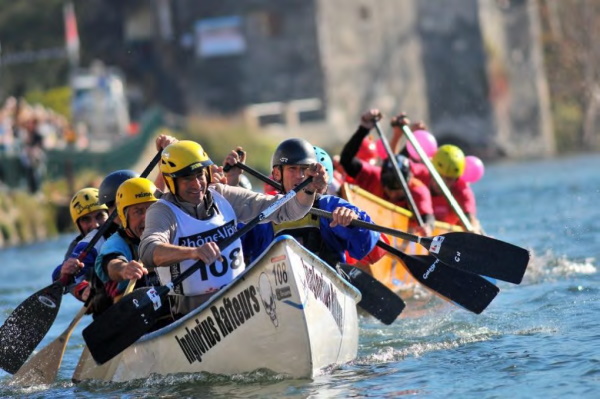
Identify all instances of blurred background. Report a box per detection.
[0,0,597,246]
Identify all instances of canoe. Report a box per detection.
[340,183,463,294]
[73,235,361,382]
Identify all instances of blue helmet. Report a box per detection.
[314,146,334,185]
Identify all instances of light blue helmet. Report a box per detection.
[313,146,334,185]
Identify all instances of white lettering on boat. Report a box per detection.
[301,259,343,332]
[174,285,260,364]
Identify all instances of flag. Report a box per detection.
[63,2,80,66]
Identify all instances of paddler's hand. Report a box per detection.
[329,207,358,228]
[304,162,328,194]
[61,257,83,276]
[194,242,224,265]
[223,147,246,186]
[156,134,178,151]
[360,109,382,130]
[121,260,148,281]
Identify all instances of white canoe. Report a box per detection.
[73,236,361,382]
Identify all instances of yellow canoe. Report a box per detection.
[341,183,463,295]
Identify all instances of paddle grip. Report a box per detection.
[223,150,244,173]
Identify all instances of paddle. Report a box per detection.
[373,121,426,228]
[375,241,499,314]
[0,151,162,375]
[8,280,137,386]
[306,208,500,313]
[225,161,530,284]
[336,264,405,324]
[309,207,528,284]
[83,177,315,365]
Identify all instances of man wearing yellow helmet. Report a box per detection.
[51,187,109,301]
[412,144,480,229]
[139,140,327,316]
[92,178,161,311]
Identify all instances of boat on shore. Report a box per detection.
[340,184,463,295]
[73,235,361,382]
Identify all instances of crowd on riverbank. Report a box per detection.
[0,96,82,193]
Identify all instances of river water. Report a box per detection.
[0,154,599,398]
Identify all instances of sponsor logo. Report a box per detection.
[134,192,152,199]
[175,285,261,364]
[178,221,237,247]
[454,250,461,263]
[429,236,444,254]
[276,286,292,300]
[423,260,438,279]
[301,259,343,332]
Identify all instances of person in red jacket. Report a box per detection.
[340,109,434,235]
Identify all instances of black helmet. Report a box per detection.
[99,169,139,207]
[271,138,317,169]
[381,154,410,190]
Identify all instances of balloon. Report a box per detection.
[461,155,485,183]
[375,138,388,160]
[407,130,438,160]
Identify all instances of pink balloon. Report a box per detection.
[375,138,388,160]
[461,155,485,183]
[407,130,438,160]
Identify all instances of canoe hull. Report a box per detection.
[74,236,360,382]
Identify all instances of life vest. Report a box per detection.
[272,201,340,266]
[157,190,244,296]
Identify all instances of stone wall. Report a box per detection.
[160,0,554,158]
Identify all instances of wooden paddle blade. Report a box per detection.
[337,264,405,325]
[0,282,64,374]
[82,287,170,365]
[421,232,531,284]
[9,306,88,386]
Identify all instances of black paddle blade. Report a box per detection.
[337,264,405,325]
[82,287,169,365]
[402,254,499,314]
[0,282,64,374]
[421,232,531,284]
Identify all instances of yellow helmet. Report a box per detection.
[116,177,159,229]
[160,140,214,193]
[432,144,466,178]
[69,187,109,226]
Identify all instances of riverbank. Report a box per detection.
[0,187,69,249]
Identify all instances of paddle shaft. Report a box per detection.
[401,125,473,231]
[373,121,425,228]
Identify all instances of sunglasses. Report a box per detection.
[79,211,109,224]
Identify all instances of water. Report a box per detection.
[1,154,599,398]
